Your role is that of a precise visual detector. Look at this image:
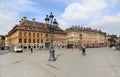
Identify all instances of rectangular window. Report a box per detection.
[41,39,43,43]
[28,32,31,37]
[37,39,39,43]
[46,34,48,37]
[33,39,35,43]
[19,38,22,43]
[33,33,35,37]
[41,34,42,38]
[24,39,27,43]
[37,33,39,37]
[19,32,22,36]
[24,32,27,37]
[29,39,31,43]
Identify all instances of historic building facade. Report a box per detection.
[0,35,5,49]
[65,26,108,48]
[7,17,67,50]
[7,17,109,50]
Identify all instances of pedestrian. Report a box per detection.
[78,46,80,52]
[31,47,33,53]
[72,45,74,51]
[81,45,86,55]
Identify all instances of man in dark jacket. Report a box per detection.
[82,45,86,55]
[31,47,33,53]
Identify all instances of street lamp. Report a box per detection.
[45,12,58,61]
[80,32,82,47]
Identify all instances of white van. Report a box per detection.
[14,46,23,53]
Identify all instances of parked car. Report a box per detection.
[110,44,117,49]
[111,46,116,49]
[0,46,5,50]
[14,46,23,53]
[110,44,116,48]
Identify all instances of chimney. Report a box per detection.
[23,17,26,21]
[23,16,27,20]
[32,18,35,22]
[21,18,23,22]
[19,20,21,23]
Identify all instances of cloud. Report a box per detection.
[89,12,120,35]
[106,0,120,7]
[59,0,108,30]
[0,0,39,35]
[53,0,81,4]
[118,12,120,16]
[0,0,39,12]
[0,10,18,35]
[53,0,120,7]
[59,0,120,36]
[58,19,69,30]
[62,0,107,22]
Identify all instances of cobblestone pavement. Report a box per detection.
[0,50,10,55]
[0,47,120,77]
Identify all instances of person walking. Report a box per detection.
[81,45,86,55]
[31,47,33,53]
[72,45,74,51]
[78,46,81,52]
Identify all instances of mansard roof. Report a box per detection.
[8,17,66,35]
[65,25,106,35]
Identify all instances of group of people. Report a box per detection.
[74,45,86,56]
[30,45,86,55]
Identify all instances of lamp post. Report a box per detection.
[45,12,58,61]
[80,32,82,48]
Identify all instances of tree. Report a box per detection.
[108,38,116,44]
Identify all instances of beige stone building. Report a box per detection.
[0,35,5,49]
[7,17,109,50]
[7,17,66,50]
[65,26,108,48]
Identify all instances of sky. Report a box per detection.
[0,0,120,36]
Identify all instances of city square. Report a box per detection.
[0,47,120,77]
[0,0,120,77]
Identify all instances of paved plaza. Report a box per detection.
[0,47,120,77]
